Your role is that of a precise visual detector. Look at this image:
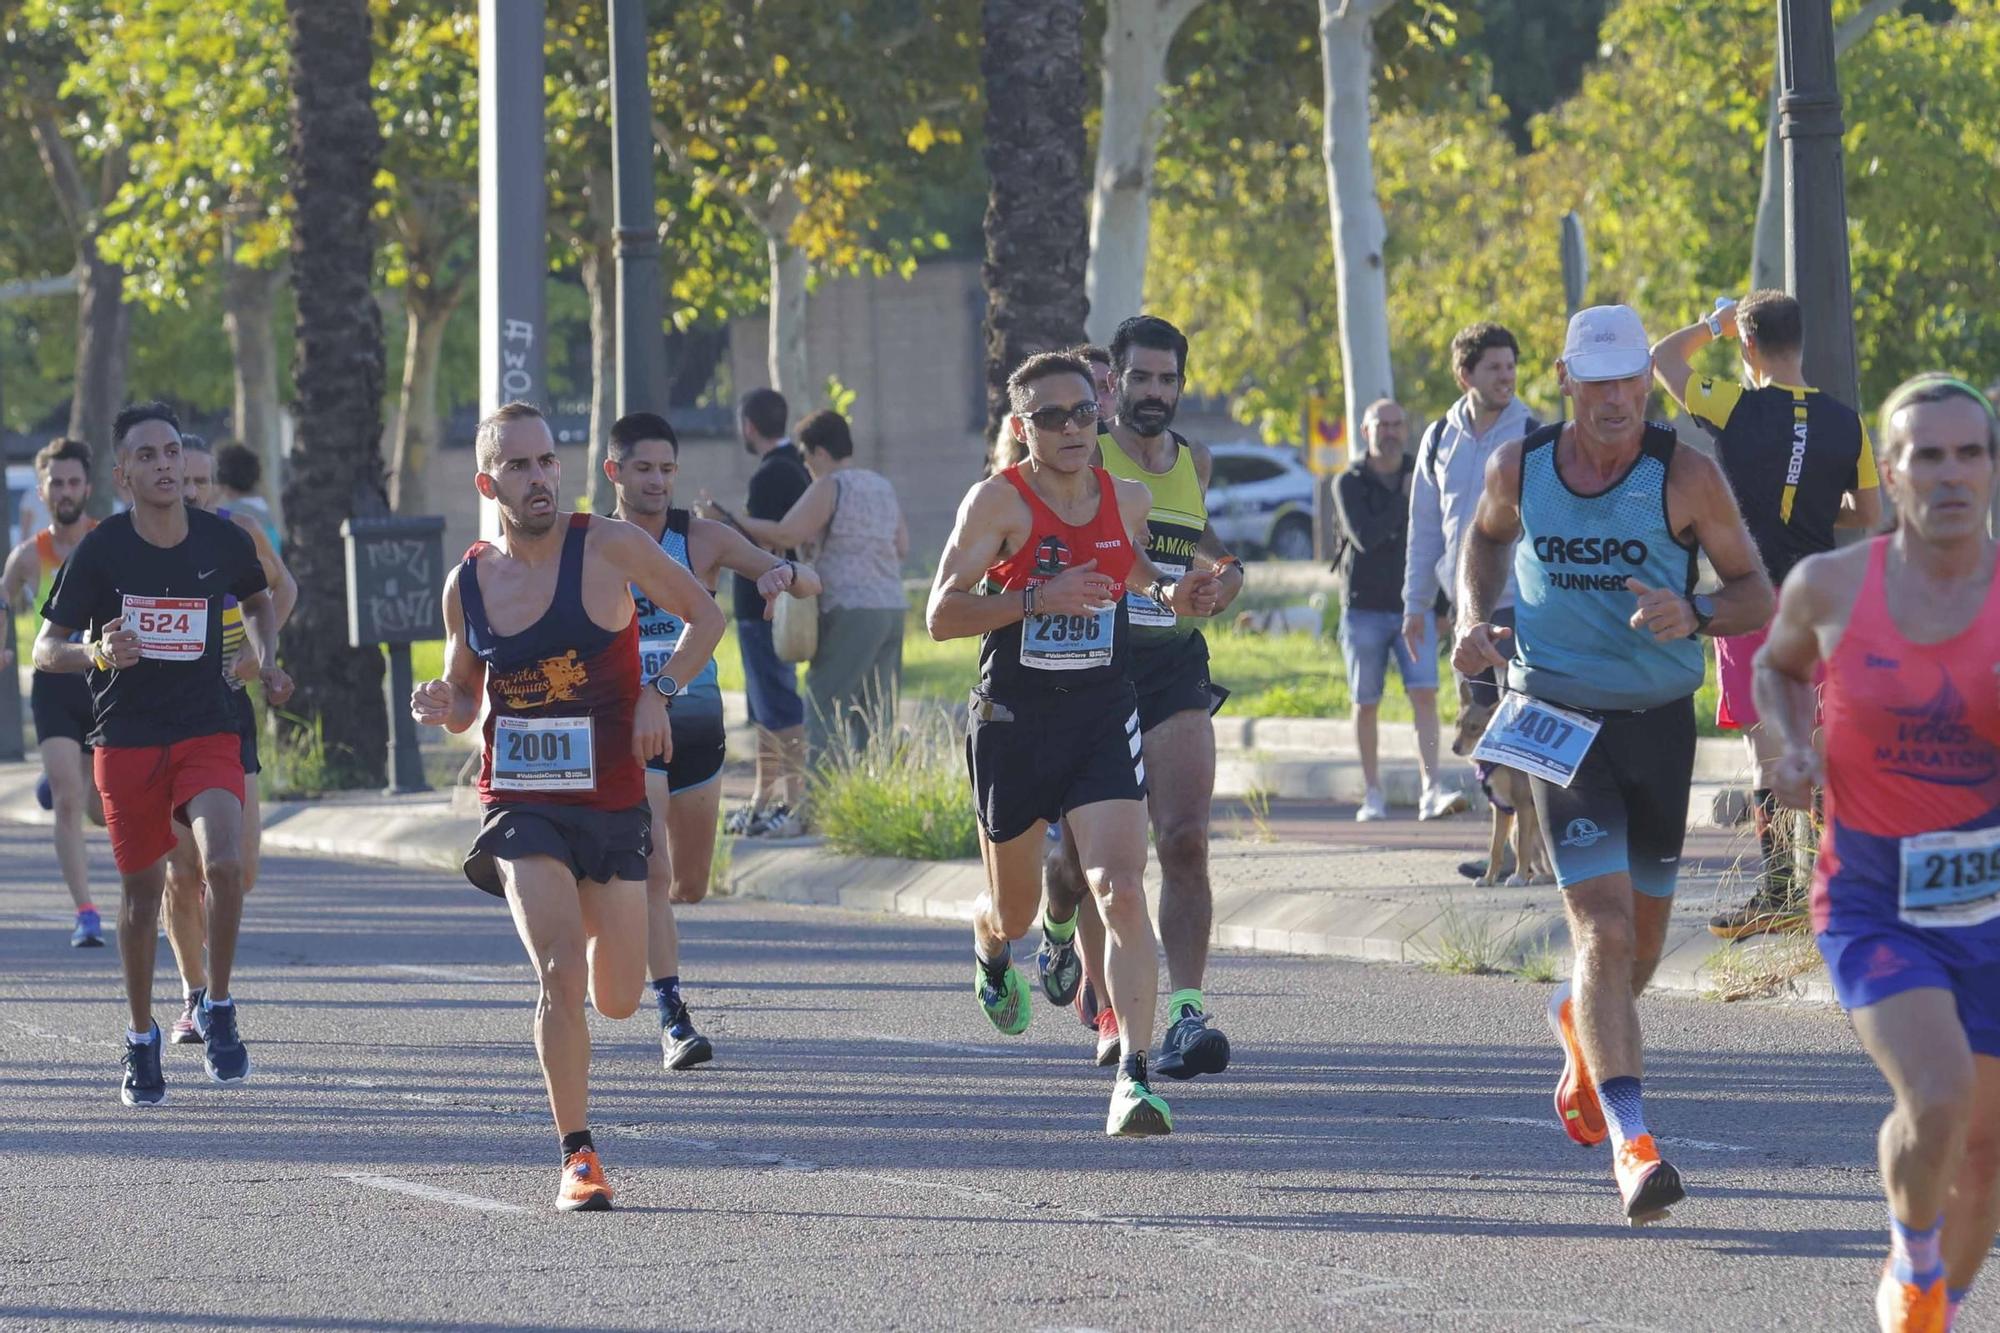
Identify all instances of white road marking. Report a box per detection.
[341,1173,528,1213]
[381,963,517,983]
[1426,1114,1757,1154]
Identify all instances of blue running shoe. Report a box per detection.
[122,1026,166,1107]
[70,908,103,948]
[1035,928,1082,1007]
[36,775,54,811]
[202,1001,251,1083]
[1155,1008,1231,1081]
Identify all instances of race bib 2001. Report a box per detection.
[1899,826,2000,930]
[491,715,597,793]
[121,594,209,662]
[1020,606,1115,671]
[1470,692,1603,789]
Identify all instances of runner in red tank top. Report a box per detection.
[1756,375,2000,1333]
[410,402,723,1212]
[925,352,1215,1138]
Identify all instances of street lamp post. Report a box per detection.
[1777,0,1860,412]
[606,0,668,515]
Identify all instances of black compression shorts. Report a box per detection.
[463,801,653,898]
[1129,631,1229,734]
[1530,695,1694,899]
[966,682,1145,845]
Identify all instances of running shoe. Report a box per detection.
[1155,1008,1231,1080]
[121,1027,166,1107]
[660,1004,714,1071]
[1707,892,1808,940]
[1874,1262,1947,1333]
[722,803,761,836]
[69,907,103,948]
[1612,1134,1683,1225]
[1093,1005,1121,1067]
[747,803,806,838]
[1546,980,1608,1147]
[556,1148,614,1212]
[1075,977,1102,1031]
[1036,927,1082,1007]
[1107,1056,1172,1137]
[36,774,53,811]
[202,1001,251,1084]
[1418,785,1469,821]
[975,960,1031,1036]
[171,989,206,1045]
[1355,787,1389,822]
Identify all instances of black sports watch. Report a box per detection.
[653,672,681,705]
[1688,594,1716,636]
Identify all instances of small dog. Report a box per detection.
[1451,681,1554,887]
[1232,593,1327,638]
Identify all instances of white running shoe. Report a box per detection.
[1355,787,1389,822]
[1418,785,1469,821]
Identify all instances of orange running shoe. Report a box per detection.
[1546,980,1608,1147]
[557,1148,614,1212]
[1612,1134,1685,1226]
[1094,1005,1121,1068]
[1875,1263,1947,1333]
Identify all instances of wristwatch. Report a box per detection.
[653,672,681,705]
[1147,578,1177,609]
[1702,297,1736,338]
[1688,594,1716,636]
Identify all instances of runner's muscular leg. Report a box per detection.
[1563,871,1645,1083]
[162,819,209,993]
[643,771,681,982]
[117,859,168,1033]
[500,855,597,1137]
[975,821,1047,961]
[665,779,722,902]
[577,877,649,1021]
[240,777,262,893]
[1068,797,1158,1058]
[1630,890,1674,995]
[40,737,91,909]
[1852,988,1978,1237]
[1943,1053,2000,1291]
[183,787,246,1002]
[1142,709,1216,995]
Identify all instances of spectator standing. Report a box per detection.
[1334,399,1459,821]
[214,442,282,553]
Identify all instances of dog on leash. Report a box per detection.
[1451,681,1554,887]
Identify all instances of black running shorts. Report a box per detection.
[30,671,93,748]
[463,801,653,898]
[229,687,261,777]
[966,682,1145,844]
[1129,630,1229,734]
[1529,695,1694,899]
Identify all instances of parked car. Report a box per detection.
[1205,442,1317,561]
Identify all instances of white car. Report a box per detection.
[1205,442,1317,561]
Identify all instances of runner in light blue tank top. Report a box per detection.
[633,509,726,790]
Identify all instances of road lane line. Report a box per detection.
[381,964,518,983]
[341,1173,528,1213]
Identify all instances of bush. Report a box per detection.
[809,702,978,861]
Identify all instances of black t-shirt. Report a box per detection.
[731,441,813,620]
[1686,377,1878,587]
[42,507,268,748]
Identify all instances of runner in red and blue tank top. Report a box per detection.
[926,352,1207,1139]
[410,402,723,1213]
[1756,375,2000,1333]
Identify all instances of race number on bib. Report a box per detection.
[1898,826,2000,929]
[121,594,209,662]
[491,715,597,793]
[638,636,675,686]
[1019,606,1115,671]
[1126,561,1186,629]
[1469,692,1603,789]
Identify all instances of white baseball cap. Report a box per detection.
[1561,304,1652,382]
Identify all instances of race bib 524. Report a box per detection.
[121,594,209,662]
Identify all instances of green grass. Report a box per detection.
[266,605,1727,734]
[809,703,978,861]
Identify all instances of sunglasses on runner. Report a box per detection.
[1022,402,1099,432]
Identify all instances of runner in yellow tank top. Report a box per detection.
[1042,316,1249,1079]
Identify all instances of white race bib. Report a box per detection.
[1126,559,1187,629]
[638,636,675,686]
[491,715,597,793]
[122,594,209,662]
[1470,692,1604,789]
[1019,606,1115,671]
[1898,826,2000,929]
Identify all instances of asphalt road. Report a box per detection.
[0,819,1985,1333]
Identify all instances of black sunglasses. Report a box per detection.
[1023,402,1099,432]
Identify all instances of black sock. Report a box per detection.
[1752,788,1794,903]
[560,1129,594,1161]
[976,941,1011,989]
[1119,1050,1148,1083]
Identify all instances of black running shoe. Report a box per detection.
[122,1027,166,1107]
[1035,928,1082,1007]
[202,1001,251,1083]
[661,1004,714,1071]
[1155,1009,1232,1080]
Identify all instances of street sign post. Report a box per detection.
[342,515,447,795]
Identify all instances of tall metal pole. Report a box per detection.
[605,0,668,515]
[1777,0,1860,413]
[479,0,549,539]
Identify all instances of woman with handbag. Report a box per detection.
[704,410,909,789]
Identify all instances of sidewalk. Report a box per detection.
[0,758,1830,1007]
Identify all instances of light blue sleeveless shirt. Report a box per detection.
[1509,423,1704,712]
[632,510,722,713]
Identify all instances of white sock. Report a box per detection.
[204,995,233,1011]
[127,1027,157,1045]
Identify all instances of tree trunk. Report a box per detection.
[979,0,1092,447]
[389,283,458,515]
[1317,0,1395,451]
[284,0,391,788]
[764,186,810,408]
[68,250,128,513]
[581,230,618,516]
[221,241,287,530]
[1084,0,1203,344]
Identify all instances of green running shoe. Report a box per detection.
[1107,1058,1173,1137]
[975,960,1031,1036]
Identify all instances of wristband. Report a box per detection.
[90,639,114,672]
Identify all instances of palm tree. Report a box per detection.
[281,0,391,786]
[979,0,1091,451]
